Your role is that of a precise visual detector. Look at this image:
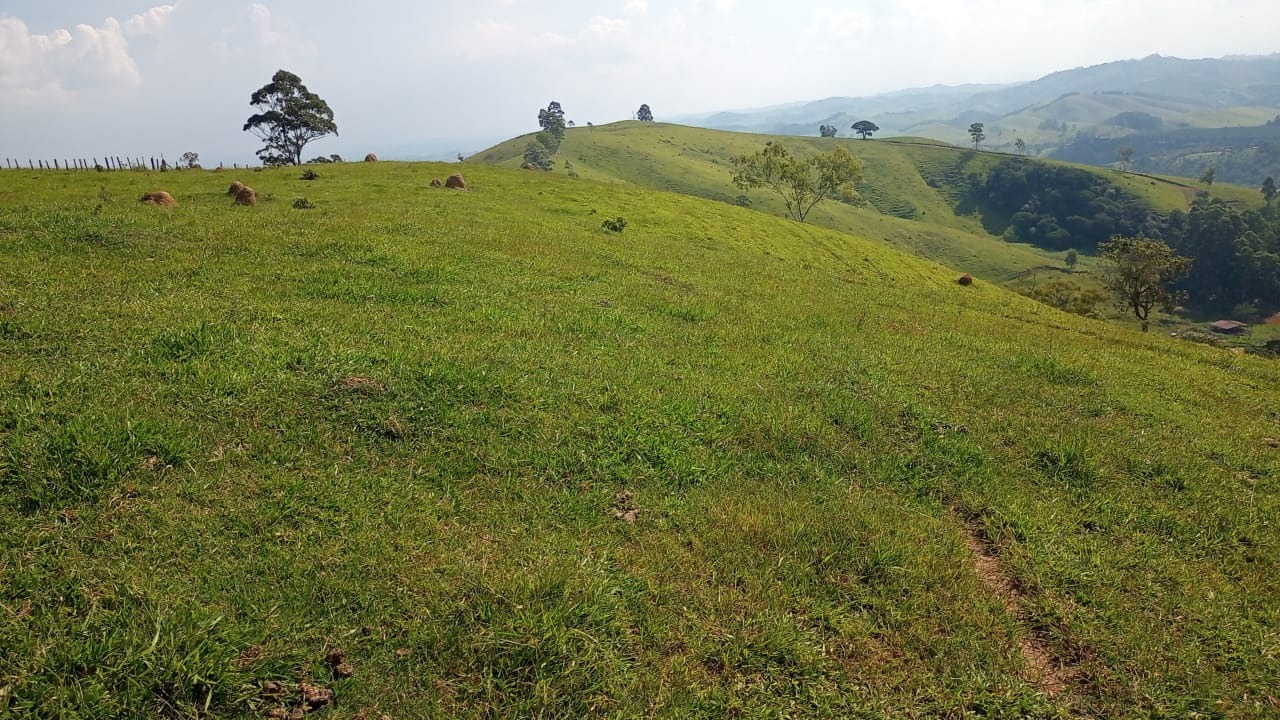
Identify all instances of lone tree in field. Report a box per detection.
[968,122,986,149]
[1099,236,1192,332]
[539,101,567,141]
[1261,176,1276,208]
[1200,167,1216,188]
[637,104,654,122]
[243,70,338,166]
[1064,249,1079,270]
[730,143,863,223]
[1118,146,1135,172]
[180,151,200,169]
[852,120,879,140]
[819,124,838,138]
[1014,138,1027,155]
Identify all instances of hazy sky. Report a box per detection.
[2,0,1278,163]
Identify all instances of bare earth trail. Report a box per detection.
[959,522,1074,698]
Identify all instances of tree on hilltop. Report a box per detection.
[968,122,985,149]
[1099,236,1191,332]
[243,70,338,166]
[1200,167,1216,188]
[637,104,654,122]
[852,120,879,140]
[730,143,863,223]
[819,125,838,138]
[1014,138,1027,155]
[1118,146,1134,173]
[539,101,567,141]
[1263,176,1277,209]
[180,152,200,169]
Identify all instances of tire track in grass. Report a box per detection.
[958,518,1072,697]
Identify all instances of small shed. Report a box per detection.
[1209,320,1249,335]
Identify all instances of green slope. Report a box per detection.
[2,163,1278,718]
[472,122,1255,285]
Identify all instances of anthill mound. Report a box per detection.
[139,191,177,207]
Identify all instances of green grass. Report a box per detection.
[472,122,1260,289]
[2,162,1279,718]
[475,123,1068,282]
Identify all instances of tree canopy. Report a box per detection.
[730,143,862,223]
[1264,176,1277,208]
[819,125,838,138]
[980,158,1152,251]
[852,120,879,140]
[539,101,567,140]
[968,123,986,149]
[637,104,654,122]
[243,70,337,166]
[1099,236,1192,331]
[1118,146,1135,172]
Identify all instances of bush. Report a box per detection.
[1230,303,1259,321]
[601,217,627,233]
[292,197,316,210]
[300,169,320,181]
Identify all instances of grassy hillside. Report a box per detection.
[474,124,1081,282]
[2,163,1279,718]
[918,95,1279,153]
[472,122,1261,289]
[1053,122,1280,187]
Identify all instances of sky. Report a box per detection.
[2,0,1278,164]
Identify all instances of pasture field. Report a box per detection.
[475,122,1263,290]
[1,161,1278,718]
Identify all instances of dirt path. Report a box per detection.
[961,529,1071,696]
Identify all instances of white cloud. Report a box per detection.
[124,5,176,36]
[248,3,282,47]
[623,0,649,14]
[0,11,158,103]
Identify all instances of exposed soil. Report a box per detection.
[961,528,1071,696]
[338,375,386,394]
[612,490,639,524]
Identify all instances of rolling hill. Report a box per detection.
[2,160,1278,718]
[1052,120,1280,187]
[471,121,1261,291]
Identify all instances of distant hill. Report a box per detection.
[684,54,1280,157]
[1051,119,1280,187]
[472,122,1259,285]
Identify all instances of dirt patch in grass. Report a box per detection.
[960,525,1072,696]
[611,490,639,524]
[337,375,386,394]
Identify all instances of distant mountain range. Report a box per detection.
[680,54,1280,153]
[677,53,1280,186]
